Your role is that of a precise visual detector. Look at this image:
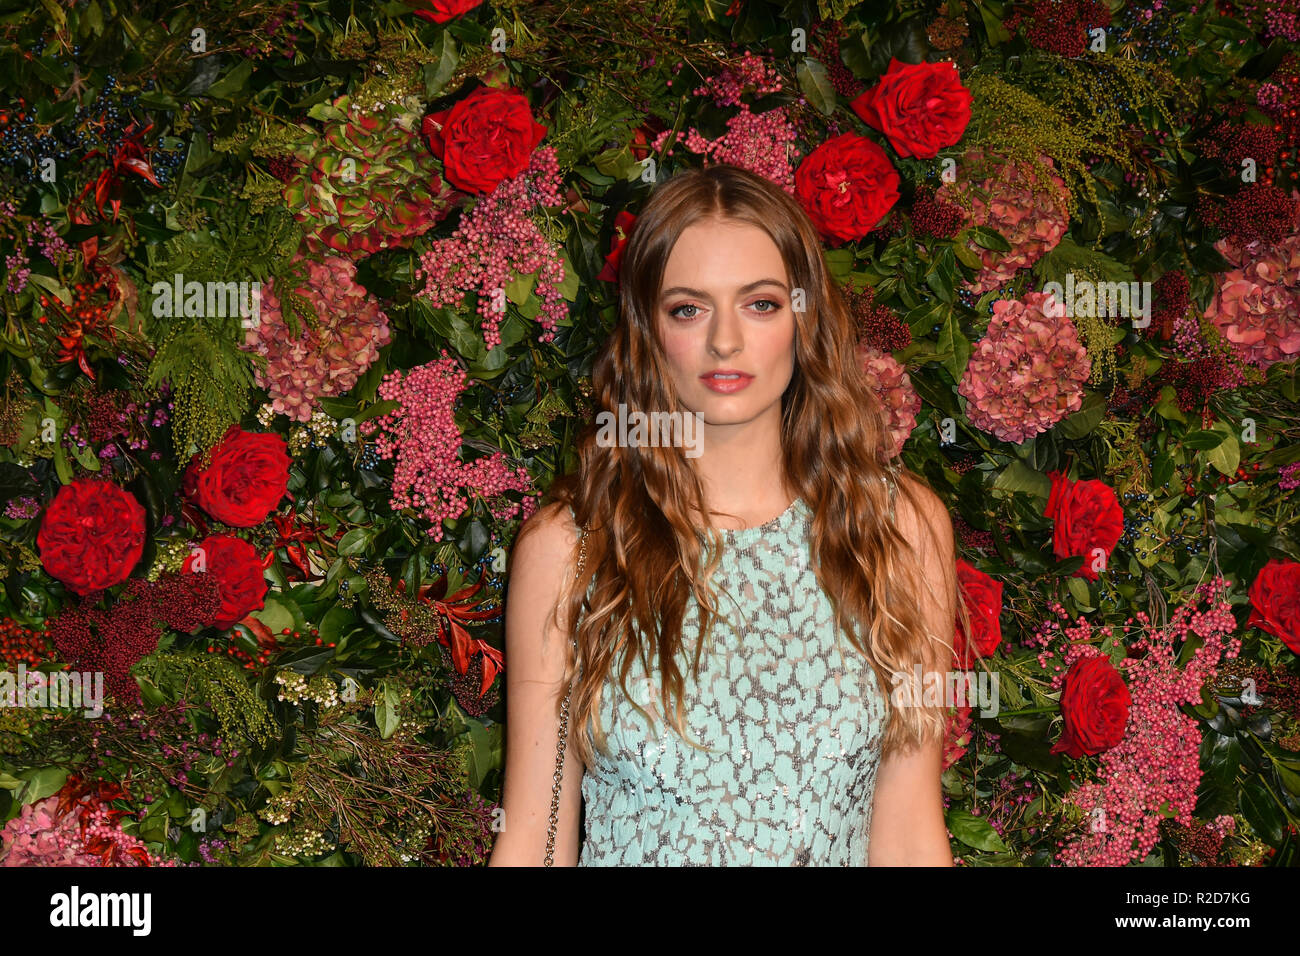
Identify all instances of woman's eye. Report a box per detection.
[668,300,781,320]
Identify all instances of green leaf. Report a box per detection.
[1205,423,1240,476]
[82,0,104,36]
[1032,237,1135,289]
[952,240,983,271]
[71,439,101,472]
[38,0,67,31]
[206,60,254,100]
[17,766,68,805]
[1067,575,1093,610]
[1275,762,1300,797]
[1183,429,1226,450]
[139,90,181,111]
[904,298,949,339]
[976,0,1013,44]
[823,248,855,280]
[555,249,579,302]
[925,246,958,304]
[1275,360,1300,403]
[354,399,399,424]
[966,225,1011,253]
[1151,451,1175,489]
[30,55,70,87]
[317,605,356,646]
[796,57,836,116]
[1153,385,1187,423]
[1239,780,1286,847]
[997,731,1062,773]
[336,527,373,556]
[53,442,72,484]
[1058,392,1105,440]
[425,31,460,97]
[937,309,970,381]
[138,675,167,707]
[1201,731,1242,793]
[252,596,296,637]
[463,717,502,791]
[991,460,1050,499]
[376,680,401,739]
[504,270,537,306]
[27,273,71,305]
[946,809,1008,852]
[307,101,348,123]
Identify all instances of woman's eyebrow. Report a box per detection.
[659,278,789,298]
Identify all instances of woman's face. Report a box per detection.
[655,217,796,429]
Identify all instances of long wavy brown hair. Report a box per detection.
[525,162,974,767]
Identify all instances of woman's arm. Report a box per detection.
[867,479,956,866]
[487,502,586,866]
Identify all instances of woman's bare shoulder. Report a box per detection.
[512,500,582,581]
[891,474,952,550]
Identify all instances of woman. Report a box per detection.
[491,163,971,866]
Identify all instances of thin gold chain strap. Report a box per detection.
[543,526,586,866]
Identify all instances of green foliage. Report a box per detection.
[0,0,1296,871]
[135,653,278,750]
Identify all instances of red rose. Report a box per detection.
[850,58,972,160]
[1248,558,1300,655]
[422,85,547,195]
[1044,469,1123,582]
[954,558,1003,668]
[182,535,269,630]
[794,132,901,246]
[37,478,146,596]
[183,425,291,528]
[1052,654,1131,758]
[405,0,482,23]
[596,210,637,283]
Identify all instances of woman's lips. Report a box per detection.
[700,371,754,394]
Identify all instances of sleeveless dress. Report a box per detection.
[575,491,893,866]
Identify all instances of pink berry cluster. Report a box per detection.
[692,50,784,107]
[1278,461,1300,490]
[414,147,567,350]
[1040,578,1241,866]
[652,106,801,193]
[243,255,391,423]
[360,352,537,540]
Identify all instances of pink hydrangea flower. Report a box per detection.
[243,255,390,423]
[935,148,1071,295]
[855,342,921,458]
[958,290,1091,444]
[1204,189,1300,370]
[0,792,173,867]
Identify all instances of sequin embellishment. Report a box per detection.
[577,497,889,866]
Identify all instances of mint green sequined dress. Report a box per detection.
[576,495,890,866]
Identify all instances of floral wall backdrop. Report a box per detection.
[0,0,1298,866]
